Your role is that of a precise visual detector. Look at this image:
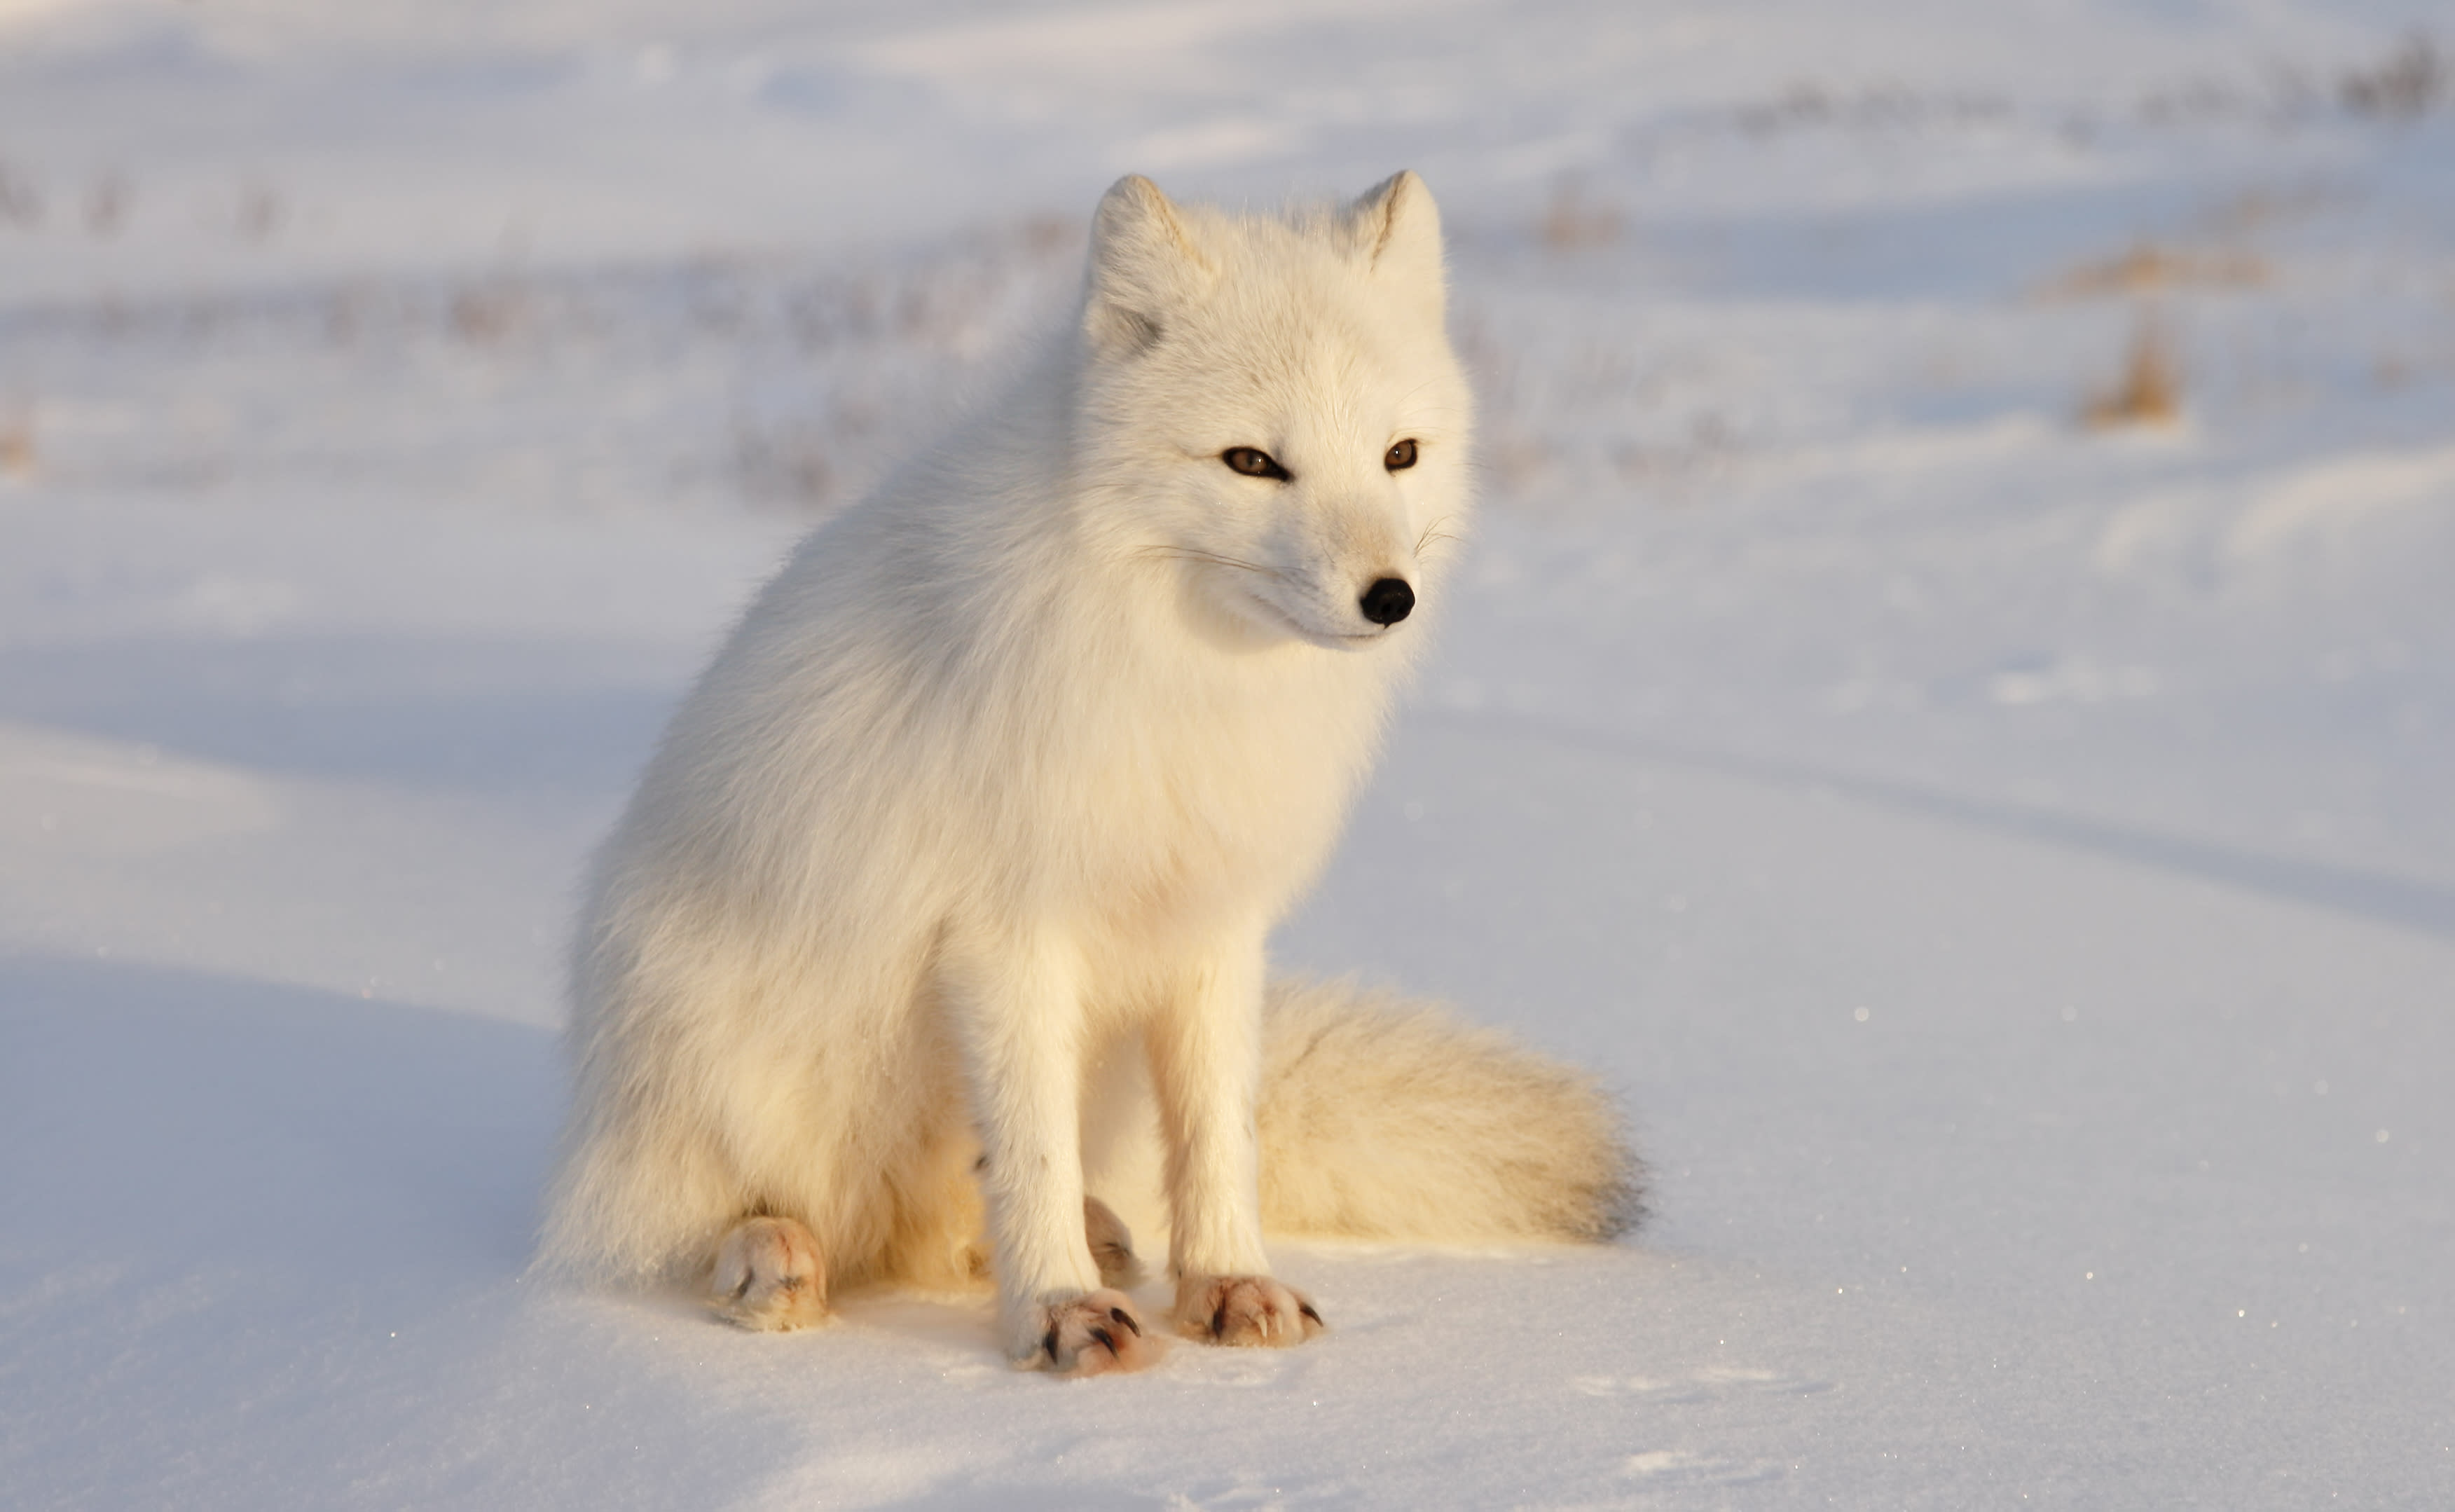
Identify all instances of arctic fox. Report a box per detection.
[537,172,1638,1375]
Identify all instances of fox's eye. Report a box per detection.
[1222,446,1291,481]
[1384,438,1419,472]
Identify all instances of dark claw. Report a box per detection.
[1089,1326,1116,1354]
[729,1272,755,1303]
[1042,1323,1061,1361]
[1298,1300,1323,1326]
[1111,1306,1141,1337]
[1211,1298,1230,1338]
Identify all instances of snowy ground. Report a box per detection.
[4,2,2452,1506]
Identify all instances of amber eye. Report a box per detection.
[1384,438,1419,471]
[1222,446,1291,481]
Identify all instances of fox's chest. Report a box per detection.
[1052,678,1370,937]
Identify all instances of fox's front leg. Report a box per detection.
[947,931,1162,1376]
[1149,941,1326,1349]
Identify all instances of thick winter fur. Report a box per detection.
[1254,980,1639,1243]
[537,171,1639,1375]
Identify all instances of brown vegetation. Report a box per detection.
[2341,32,2444,120]
[2085,315,2183,428]
[2039,242,2267,300]
[1541,179,1621,250]
[0,158,40,228]
[0,405,34,480]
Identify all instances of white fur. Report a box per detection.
[536,172,1635,1373]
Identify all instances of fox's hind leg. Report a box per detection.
[906,1195,1142,1291]
[709,1215,830,1331]
[1084,1195,1145,1289]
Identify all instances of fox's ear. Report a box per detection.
[1084,174,1213,357]
[1349,170,1445,312]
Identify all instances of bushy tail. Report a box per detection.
[1255,979,1644,1244]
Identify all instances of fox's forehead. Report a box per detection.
[1152,276,1462,445]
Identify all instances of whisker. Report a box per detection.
[1135,545,1278,577]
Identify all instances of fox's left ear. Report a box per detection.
[1349,170,1446,314]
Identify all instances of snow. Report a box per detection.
[4,1,2451,1505]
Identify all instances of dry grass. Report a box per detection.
[1541,179,1621,250]
[448,281,528,345]
[2341,32,2444,121]
[734,420,836,512]
[0,406,35,480]
[2085,315,2184,428]
[2192,184,2334,240]
[235,181,284,242]
[2039,242,2267,299]
[84,173,130,238]
[0,158,39,228]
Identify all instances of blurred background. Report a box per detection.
[4,0,2449,920]
[3,4,2452,1506]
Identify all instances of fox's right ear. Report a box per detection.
[1083,175,1214,357]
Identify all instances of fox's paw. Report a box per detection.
[1084,1197,1145,1290]
[1010,1288,1164,1377]
[709,1215,830,1332]
[1175,1274,1325,1348]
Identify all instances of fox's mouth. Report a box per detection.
[1239,586,1390,650]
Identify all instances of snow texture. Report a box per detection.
[3,1,2451,1506]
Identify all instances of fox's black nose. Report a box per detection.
[1359,577,1415,626]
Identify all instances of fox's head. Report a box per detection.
[1073,172,1473,652]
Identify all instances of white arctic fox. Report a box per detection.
[538,172,1637,1375]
